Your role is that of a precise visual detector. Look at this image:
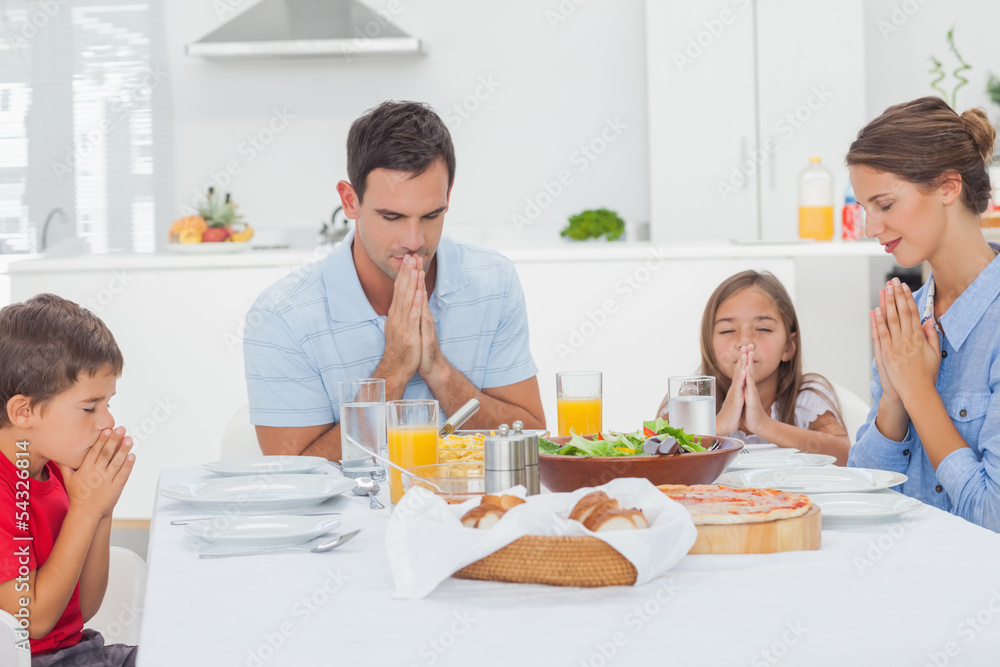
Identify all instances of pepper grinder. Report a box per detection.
[484,424,526,494]
[512,420,540,496]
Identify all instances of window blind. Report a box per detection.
[0,0,172,254]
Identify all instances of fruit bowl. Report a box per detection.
[538,435,744,492]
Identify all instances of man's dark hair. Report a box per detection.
[346,101,456,202]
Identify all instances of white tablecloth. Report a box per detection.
[138,467,1000,667]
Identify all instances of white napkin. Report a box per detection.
[385,478,697,599]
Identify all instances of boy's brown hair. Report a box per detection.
[0,293,123,426]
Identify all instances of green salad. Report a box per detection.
[538,418,705,457]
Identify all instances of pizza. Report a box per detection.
[657,484,812,525]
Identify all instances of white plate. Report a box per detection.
[810,493,921,521]
[165,241,251,254]
[185,514,341,547]
[160,475,356,512]
[740,442,798,453]
[202,456,328,477]
[716,467,908,494]
[728,451,836,471]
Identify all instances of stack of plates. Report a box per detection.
[201,455,328,477]
[185,514,342,548]
[716,467,907,494]
[160,475,356,512]
[727,450,836,471]
[715,467,919,524]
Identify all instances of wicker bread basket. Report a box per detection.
[452,535,638,587]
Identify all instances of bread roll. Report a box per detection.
[461,505,492,527]
[569,491,619,524]
[476,509,505,529]
[460,505,507,529]
[585,508,647,532]
[461,495,523,528]
[500,496,526,510]
[480,494,504,509]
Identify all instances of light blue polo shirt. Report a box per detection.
[243,230,538,427]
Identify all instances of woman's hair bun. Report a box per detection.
[960,107,997,166]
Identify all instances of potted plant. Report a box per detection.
[560,208,626,242]
[928,27,971,109]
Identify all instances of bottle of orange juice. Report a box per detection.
[798,157,834,241]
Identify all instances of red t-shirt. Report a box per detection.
[0,450,84,655]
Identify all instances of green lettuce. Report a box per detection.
[539,419,706,457]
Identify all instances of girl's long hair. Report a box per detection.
[699,270,843,426]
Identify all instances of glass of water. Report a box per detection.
[667,376,716,436]
[338,378,387,482]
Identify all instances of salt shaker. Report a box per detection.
[484,424,526,493]
[512,420,540,496]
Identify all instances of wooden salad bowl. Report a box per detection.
[538,435,744,492]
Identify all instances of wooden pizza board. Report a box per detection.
[688,505,821,554]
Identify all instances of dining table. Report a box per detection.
[138,465,1000,667]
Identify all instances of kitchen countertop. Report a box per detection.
[0,239,889,273]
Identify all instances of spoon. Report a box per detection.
[352,477,384,509]
[199,529,362,559]
[358,446,448,495]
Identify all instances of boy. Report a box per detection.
[0,294,136,666]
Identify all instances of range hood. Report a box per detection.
[187,0,422,58]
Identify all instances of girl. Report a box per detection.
[847,96,1000,531]
[658,270,850,464]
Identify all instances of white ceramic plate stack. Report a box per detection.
[185,515,342,548]
[727,450,836,471]
[809,493,920,524]
[160,475,357,512]
[739,442,797,453]
[202,455,328,477]
[716,467,908,494]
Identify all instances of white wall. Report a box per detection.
[864,0,1000,123]
[165,0,651,246]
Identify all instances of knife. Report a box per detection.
[439,398,480,437]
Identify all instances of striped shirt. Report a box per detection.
[243,230,538,427]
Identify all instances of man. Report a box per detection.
[243,101,545,459]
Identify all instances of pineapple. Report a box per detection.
[198,188,243,229]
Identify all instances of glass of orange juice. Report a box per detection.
[556,371,602,436]
[386,399,439,504]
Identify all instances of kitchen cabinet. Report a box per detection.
[646,0,867,243]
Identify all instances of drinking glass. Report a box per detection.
[667,376,716,436]
[556,371,602,436]
[338,378,387,482]
[386,399,439,504]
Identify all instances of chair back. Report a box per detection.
[0,609,30,667]
[220,403,262,459]
[87,547,147,646]
[830,381,871,445]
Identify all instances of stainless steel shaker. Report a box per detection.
[512,420,540,496]
[484,424,526,493]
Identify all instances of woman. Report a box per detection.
[847,96,1000,530]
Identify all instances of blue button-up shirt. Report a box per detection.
[243,230,538,428]
[849,245,1000,531]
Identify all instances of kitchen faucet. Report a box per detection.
[41,207,68,251]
